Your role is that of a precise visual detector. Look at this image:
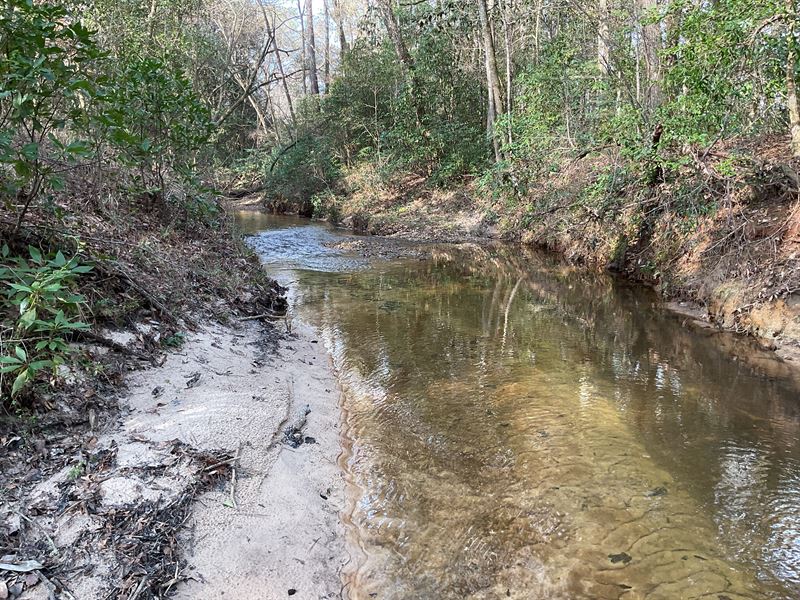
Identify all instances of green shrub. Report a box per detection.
[98,56,214,200]
[311,191,342,223]
[0,245,92,399]
[0,0,103,228]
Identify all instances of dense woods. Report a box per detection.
[2,0,799,399]
[2,0,797,234]
[260,0,797,201]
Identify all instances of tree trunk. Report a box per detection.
[298,0,307,95]
[323,0,331,88]
[501,0,513,145]
[485,76,500,161]
[376,0,424,124]
[534,0,542,64]
[265,9,296,126]
[638,0,661,114]
[598,0,609,75]
[305,0,320,96]
[478,0,503,161]
[334,0,349,57]
[234,73,269,138]
[377,0,413,69]
[663,2,681,103]
[266,88,282,144]
[788,0,800,156]
[213,24,273,127]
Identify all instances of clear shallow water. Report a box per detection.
[236,211,368,275]
[239,212,800,599]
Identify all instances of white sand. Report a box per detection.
[15,318,348,600]
[122,319,348,599]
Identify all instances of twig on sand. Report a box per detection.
[160,563,181,595]
[227,444,242,510]
[237,310,286,321]
[15,510,59,558]
[76,330,157,364]
[37,570,74,600]
[202,455,239,472]
[128,575,149,600]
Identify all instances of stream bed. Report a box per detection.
[239,212,800,599]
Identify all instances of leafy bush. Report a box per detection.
[657,0,784,151]
[98,56,214,200]
[312,33,487,188]
[311,191,342,223]
[0,0,103,228]
[0,245,92,398]
[234,101,341,213]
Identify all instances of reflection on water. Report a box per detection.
[242,214,800,599]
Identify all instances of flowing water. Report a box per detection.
[238,212,800,600]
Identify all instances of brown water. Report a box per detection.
[240,212,800,599]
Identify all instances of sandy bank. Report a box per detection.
[166,319,347,600]
[5,318,347,600]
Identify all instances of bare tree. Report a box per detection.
[264,5,296,128]
[477,0,504,161]
[787,0,800,155]
[305,0,320,96]
[211,0,274,128]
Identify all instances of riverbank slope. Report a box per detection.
[318,135,800,364]
[1,189,348,598]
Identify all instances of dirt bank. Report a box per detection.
[324,138,800,366]
[2,317,346,600]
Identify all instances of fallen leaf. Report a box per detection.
[608,552,632,565]
[185,372,202,388]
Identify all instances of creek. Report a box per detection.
[238,211,800,599]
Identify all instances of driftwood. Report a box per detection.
[223,185,267,199]
[75,330,158,365]
[236,309,287,321]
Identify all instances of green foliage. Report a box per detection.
[579,166,633,219]
[0,0,221,231]
[67,461,86,480]
[311,191,342,223]
[0,244,92,399]
[0,0,103,216]
[98,57,213,195]
[242,105,341,212]
[322,42,406,164]
[288,27,487,198]
[657,0,784,150]
[163,331,186,348]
